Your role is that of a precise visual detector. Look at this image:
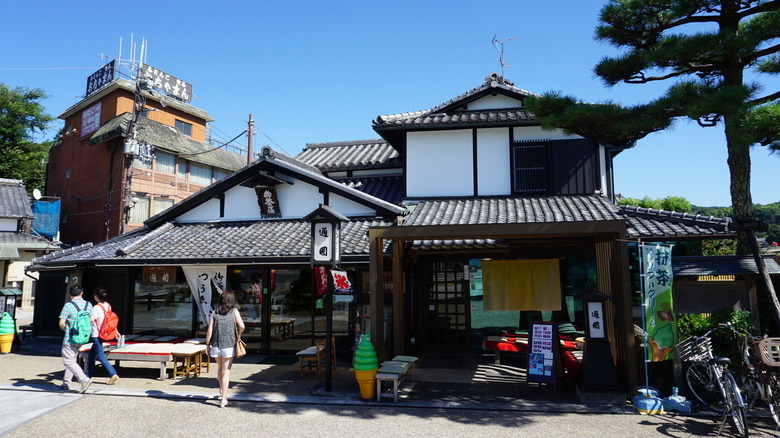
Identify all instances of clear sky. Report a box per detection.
[2,1,777,207]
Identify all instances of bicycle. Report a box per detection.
[732,328,780,429]
[678,323,749,438]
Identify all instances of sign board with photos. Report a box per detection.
[526,322,564,393]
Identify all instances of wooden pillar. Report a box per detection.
[368,230,385,362]
[392,238,404,356]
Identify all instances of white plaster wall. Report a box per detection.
[476,128,511,196]
[175,198,221,222]
[468,94,523,110]
[274,177,324,218]
[513,126,583,141]
[222,186,262,220]
[407,130,474,197]
[0,218,17,232]
[329,195,376,217]
[599,142,608,195]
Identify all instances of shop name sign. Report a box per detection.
[85,60,116,97]
[312,222,341,265]
[139,63,192,102]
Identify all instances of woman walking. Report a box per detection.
[205,290,245,407]
[87,287,120,385]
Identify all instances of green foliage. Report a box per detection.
[678,309,756,366]
[618,195,692,212]
[701,239,737,256]
[0,83,53,193]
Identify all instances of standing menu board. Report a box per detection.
[526,322,563,394]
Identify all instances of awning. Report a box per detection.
[0,288,22,296]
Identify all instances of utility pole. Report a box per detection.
[247,114,255,164]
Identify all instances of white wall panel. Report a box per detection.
[476,128,511,196]
[176,198,220,222]
[468,94,522,110]
[0,218,17,232]
[407,130,473,197]
[512,126,583,141]
[222,186,261,220]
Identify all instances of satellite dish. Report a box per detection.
[32,189,42,200]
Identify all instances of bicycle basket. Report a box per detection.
[758,338,780,367]
[677,336,712,362]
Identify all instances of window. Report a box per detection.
[155,151,176,174]
[175,120,193,136]
[153,198,174,215]
[214,168,229,181]
[177,159,188,180]
[511,141,551,195]
[189,162,212,185]
[128,196,150,224]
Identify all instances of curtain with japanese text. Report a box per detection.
[182,265,227,326]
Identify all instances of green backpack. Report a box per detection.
[70,301,92,344]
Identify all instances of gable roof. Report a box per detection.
[673,256,780,276]
[90,113,245,171]
[296,139,400,172]
[0,179,33,220]
[27,218,393,269]
[373,73,537,133]
[144,146,406,228]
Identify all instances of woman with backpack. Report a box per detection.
[205,290,245,408]
[87,287,120,385]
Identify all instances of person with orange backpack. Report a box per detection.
[86,287,120,385]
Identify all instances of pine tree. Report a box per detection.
[526,0,780,328]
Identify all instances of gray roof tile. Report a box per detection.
[0,179,33,219]
[297,140,400,171]
[673,256,780,276]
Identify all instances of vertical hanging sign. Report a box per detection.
[640,243,676,361]
[182,266,226,326]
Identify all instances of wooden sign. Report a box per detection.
[526,322,563,394]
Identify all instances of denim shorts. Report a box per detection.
[209,345,235,358]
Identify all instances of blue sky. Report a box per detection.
[2,1,777,207]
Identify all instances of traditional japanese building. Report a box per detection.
[29,73,744,398]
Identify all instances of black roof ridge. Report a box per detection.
[619,205,731,227]
[31,242,93,263]
[304,139,387,149]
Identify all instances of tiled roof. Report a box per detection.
[400,196,734,240]
[619,206,732,239]
[0,179,33,219]
[402,196,623,226]
[374,73,538,130]
[90,113,245,171]
[29,219,394,267]
[296,140,400,171]
[673,256,780,276]
[341,177,404,205]
[0,232,55,246]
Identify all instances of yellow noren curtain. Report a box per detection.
[482,259,562,311]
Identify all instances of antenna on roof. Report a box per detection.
[491,35,520,78]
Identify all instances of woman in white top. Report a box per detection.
[87,287,119,384]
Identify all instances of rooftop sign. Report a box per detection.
[85,60,116,97]
[139,63,192,102]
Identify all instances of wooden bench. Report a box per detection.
[375,355,418,402]
[19,324,33,341]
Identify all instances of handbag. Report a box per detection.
[235,325,246,358]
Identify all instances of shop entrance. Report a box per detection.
[422,261,471,353]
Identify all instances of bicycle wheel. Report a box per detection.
[736,366,759,410]
[685,362,721,411]
[722,372,749,438]
[767,370,780,427]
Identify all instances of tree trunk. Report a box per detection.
[725,117,780,331]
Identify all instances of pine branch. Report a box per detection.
[747,43,780,63]
[748,90,780,106]
[738,0,780,19]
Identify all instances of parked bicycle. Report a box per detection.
[678,323,749,437]
[732,327,780,429]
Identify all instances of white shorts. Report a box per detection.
[209,345,235,358]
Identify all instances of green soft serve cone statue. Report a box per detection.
[0,312,16,354]
[354,334,378,399]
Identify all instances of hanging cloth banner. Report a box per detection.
[640,243,677,362]
[182,265,227,326]
[331,268,353,294]
[315,266,329,296]
[482,259,562,311]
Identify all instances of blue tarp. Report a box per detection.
[31,200,60,240]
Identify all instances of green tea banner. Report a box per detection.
[640,243,677,362]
